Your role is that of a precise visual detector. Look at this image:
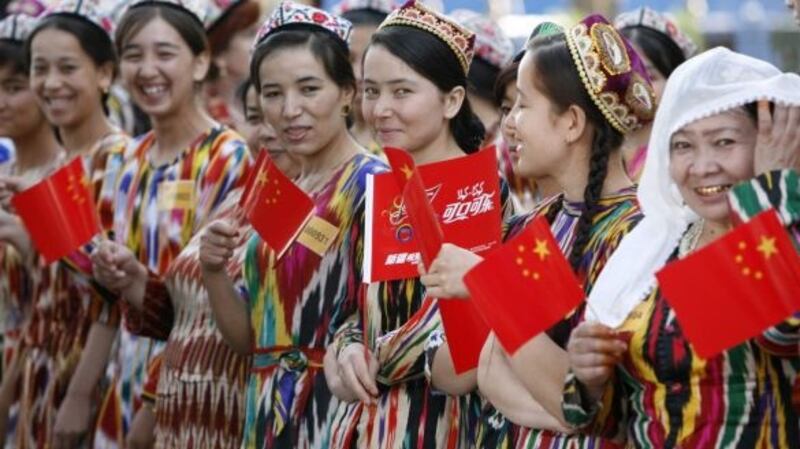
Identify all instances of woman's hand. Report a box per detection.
[324,345,358,402]
[92,240,147,302]
[418,243,483,299]
[566,322,627,403]
[753,102,800,175]
[0,175,30,210]
[199,219,239,274]
[126,405,156,449]
[52,393,93,449]
[0,209,33,260]
[337,343,379,404]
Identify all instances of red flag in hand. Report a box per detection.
[246,155,314,259]
[11,157,101,264]
[656,209,800,359]
[464,216,585,354]
[383,147,444,267]
[383,147,486,373]
[239,149,270,209]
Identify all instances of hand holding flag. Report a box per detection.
[464,216,586,354]
[11,157,101,264]
[656,209,800,359]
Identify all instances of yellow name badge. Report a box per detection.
[157,180,196,210]
[297,215,340,257]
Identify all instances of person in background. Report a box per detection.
[204,0,261,129]
[615,6,695,182]
[449,9,513,146]
[334,0,394,155]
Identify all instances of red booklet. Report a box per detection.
[364,147,503,282]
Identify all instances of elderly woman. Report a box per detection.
[566,47,800,448]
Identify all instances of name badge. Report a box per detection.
[158,180,195,210]
[297,215,339,256]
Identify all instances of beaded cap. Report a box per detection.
[565,14,656,134]
[449,9,512,69]
[614,7,697,59]
[379,0,475,75]
[254,1,352,49]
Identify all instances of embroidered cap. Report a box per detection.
[6,0,48,17]
[614,7,697,59]
[44,0,115,35]
[565,14,656,134]
[380,0,475,75]
[129,0,207,26]
[449,9,512,69]
[205,0,250,31]
[332,0,396,16]
[254,1,352,49]
[512,21,564,63]
[0,13,38,42]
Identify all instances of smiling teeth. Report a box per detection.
[695,185,731,196]
[143,86,166,96]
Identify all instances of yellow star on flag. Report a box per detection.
[757,235,778,260]
[400,164,413,180]
[533,239,550,261]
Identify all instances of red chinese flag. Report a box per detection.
[239,149,270,209]
[11,157,101,264]
[656,209,800,359]
[246,156,314,259]
[384,147,487,373]
[464,216,586,354]
[383,148,444,267]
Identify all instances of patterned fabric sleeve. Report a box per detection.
[729,169,800,356]
[374,297,441,384]
[423,328,445,383]
[561,369,623,431]
[122,272,174,341]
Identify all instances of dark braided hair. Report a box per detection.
[527,32,624,272]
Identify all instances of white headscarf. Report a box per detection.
[586,47,800,327]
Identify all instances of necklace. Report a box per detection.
[678,219,704,258]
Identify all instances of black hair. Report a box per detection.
[467,57,501,104]
[27,14,116,114]
[340,8,387,26]
[493,60,519,107]
[0,39,26,74]
[236,77,253,112]
[250,27,356,94]
[620,26,686,79]
[207,1,260,81]
[529,33,624,272]
[116,4,209,57]
[370,26,485,153]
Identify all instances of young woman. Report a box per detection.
[419,15,656,449]
[325,2,511,448]
[89,1,250,448]
[204,0,261,129]
[0,11,63,443]
[200,2,385,448]
[615,7,695,181]
[335,0,394,153]
[566,47,800,449]
[0,2,132,447]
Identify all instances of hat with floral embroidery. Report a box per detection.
[43,0,115,36]
[614,7,697,59]
[565,14,657,134]
[129,0,207,26]
[0,13,38,41]
[331,0,396,16]
[449,9,512,70]
[5,0,48,18]
[380,0,475,75]
[254,0,352,49]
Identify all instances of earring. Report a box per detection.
[341,104,352,116]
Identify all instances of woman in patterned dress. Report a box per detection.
[0,11,63,443]
[89,1,250,448]
[0,2,131,447]
[419,15,657,449]
[202,2,385,448]
[565,47,800,449]
[325,2,510,448]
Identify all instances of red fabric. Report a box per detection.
[11,157,100,264]
[383,147,488,373]
[239,149,270,209]
[656,209,800,359]
[245,155,314,259]
[464,216,585,354]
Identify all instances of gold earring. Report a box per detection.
[341,104,352,116]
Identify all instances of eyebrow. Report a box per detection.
[122,42,180,52]
[261,75,324,90]
[363,78,416,85]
